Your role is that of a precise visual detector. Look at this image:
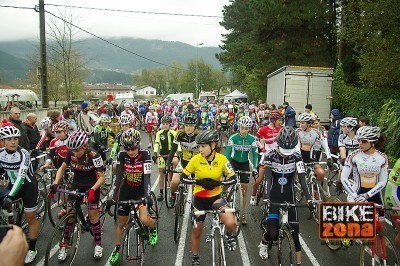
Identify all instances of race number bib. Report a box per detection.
[296,161,306,174]
[93,157,104,168]
[144,163,152,174]
[225,162,234,174]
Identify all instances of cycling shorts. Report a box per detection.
[146,123,156,133]
[117,184,145,216]
[192,195,227,223]
[6,181,39,212]
[230,159,250,183]
[68,184,100,209]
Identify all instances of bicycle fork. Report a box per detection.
[207,218,226,266]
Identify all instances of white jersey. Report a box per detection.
[338,133,359,155]
[145,112,158,124]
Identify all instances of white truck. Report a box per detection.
[114,92,135,105]
[266,66,333,122]
[164,93,194,102]
[198,92,217,103]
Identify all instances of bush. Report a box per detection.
[377,100,400,161]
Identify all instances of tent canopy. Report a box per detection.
[223,89,248,102]
[0,89,39,102]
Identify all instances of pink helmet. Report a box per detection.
[67,130,88,150]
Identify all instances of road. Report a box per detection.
[31,137,398,266]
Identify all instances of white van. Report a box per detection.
[198,92,217,102]
[164,93,194,102]
[115,93,135,105]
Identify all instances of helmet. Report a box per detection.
[297,113,314,123]
[220,105,227,111]
[165,106,173,112]
[201,104,208,108]
[269,110,282,122]
[52,121,69,132]
[195,129,219,144]
[67,130,88,150]
[228,104,234,109]
[277,126,299,155]
[0,126,20,140]
[88,112,99,127]
[124,103,131,108]
[356,126,380,141]
[119,114,131,125]
[249,105,255,110]
[313,115,320,121]
[161,116,172,124]
[237,116,253,128]
[259,104,266,108]
[40,117,52,130]
[99,114,111,123]
[182,112,198,125]
[340,117,358,128]
[148,106,155,110]
[121,128,141,149]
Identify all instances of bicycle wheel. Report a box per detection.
[120,223,145,266]
[101,164,114,196]
[227,183,243,235]
[44,213,82,266]
[173,187,185,243]
[214,230,226,266]
[149,191,159,231]
[164,172,174,209]
[323,196,342,251]
[359,230,400,266]
[311,181,321,224]
[34,190,48,236]
[47,188,69,228]
[277,228,297,266]
[255,180,264,206]
[294,180,303,203]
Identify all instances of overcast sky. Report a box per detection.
[0,0,230,47]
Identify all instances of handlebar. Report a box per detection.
[193,208,236,216]
[107,198,147,217]
[182,178,235,186]
[165,169,182,174]
[263,200,315,220]
[55,188,86,197]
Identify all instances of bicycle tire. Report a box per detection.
[120,223,145,266]
[149,191,159,231]
[164,172,174,209]
[255,181,264,206]
[173,187,185,243]
[44,213,82,266]
[294,180,303,203]
[311,181,321,224]
[359,230,400,266]
[47,187,69,228]
[35,189,48,236]
[214,230,226,266]
[227,183,244,235]
[323,196,342,251]
[277,228,297,266]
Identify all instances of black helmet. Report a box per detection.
[277,126,298,155]
[182,112,198,125]
[195,129,219,144]
[161,116,172,124]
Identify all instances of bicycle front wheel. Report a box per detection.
[277,228,297,266]
[359,230,400,266]
[44,213,82,266]
[227,183,244,235]
[120,223,145,266]
[213,230,226,266]
[164,172,174,209]
[294,180,303,203]
[324,196,341,251]
[174,188,185,243]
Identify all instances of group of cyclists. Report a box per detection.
[0,98,398,265]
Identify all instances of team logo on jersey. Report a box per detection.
[212,161,219,167]
[160,135,166,141]
[278,177,288,185]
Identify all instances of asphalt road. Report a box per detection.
[31,137,399,266]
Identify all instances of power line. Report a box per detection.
[45,3,223,19]
[45,10,185,71]
[0,5,35,10]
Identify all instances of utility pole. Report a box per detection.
[38,0,49,108]
[195,43,203,100]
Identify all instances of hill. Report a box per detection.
[0,50,28,82]
[0,37,222,82]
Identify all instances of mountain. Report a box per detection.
[0,50,28,82]
[0,38,222,80]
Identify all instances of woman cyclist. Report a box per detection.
[36,116,55,151]
[258,126,313,264]
[152,116,179,201]
[50,130,106,261]
[338,117,359,165]
[91,114,116,163]
[107,129,158,265]
[108,113,132,166]
[145,105,158,149]
[180,130,237,266]
[216,105,229,147]
[0,126,40,264]
[310,116,326,162]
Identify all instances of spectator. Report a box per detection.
[117,100,126,114]
[8,107,29,149]
[76,102,94,136]
[22,113,40,150]
[327,108,342,154]
[270,104,277,110]
[358,116,370,127]
[282,101,296,127]
[59,106,68,121]
[112,103,120,117]
[304,104,316,116]
[47,110,60,125]
[63,110,78,133]
[0,225,28,266]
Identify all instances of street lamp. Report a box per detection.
[195,43,203,100]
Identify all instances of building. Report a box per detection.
[132,85,157,96]
[83,83,132,97]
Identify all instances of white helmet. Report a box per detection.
[228,104,234,109]
[40,117,53,130]
[99,114,111,123]
[237,116,253,128]
[124,103,131,108]
[119,114,131,125]
[0,126,21,140]
[340,117,358,128]
[356,126,380,141]
[67,130,88,150]
[88,112,99,127]
[297,113,314,122]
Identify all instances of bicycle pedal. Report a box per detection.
[205,236,212,243]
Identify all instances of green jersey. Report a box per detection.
[226,133,258,167]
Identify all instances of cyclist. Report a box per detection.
[91,114,115,163]
[107,129,158,265]
[165,112,199,204]
[216,105,229,147]
[384,158,400,251]
[297,113,333,182]
[200,104,212,130]
[180,129,237,265]
[145,105,158,149]
[338,117,359,165]
[0,126,40,264]
[258,126,313,263]
[341,126,388,213]
[36,116,54,151]
[50,130,106,261]
[251,110,282,205]
[310,115,327,162]
[152,116,178,201]
[226,116,258,224]
[108,114,132,166]
[40,121,70,217]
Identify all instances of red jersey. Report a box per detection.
[256,125,282,152]
[48,138,69,168]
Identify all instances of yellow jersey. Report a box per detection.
[183,153,235,198]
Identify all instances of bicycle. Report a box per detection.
[108,191,159,265]
[44,188,108,265]
[262,201,313,266]
[159,158,174,209]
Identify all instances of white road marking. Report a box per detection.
[175,187,193,266]
[299,234,321,266]
[237,231,251,265]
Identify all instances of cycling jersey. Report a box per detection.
[46,138,69,168]
[226,133,258,167]
[145,112,158,125]
[36,130,54,150]
[182,153,235,198]
[110,130,123,159]
[218,112,229,127]
[297,128,331,162]
[341,149,388,201]
[256,125,281,153]
[92,125,115,147]
[338,133,359,156]
[154,129,176,156]
[200,111,212,130]
[64,150,105,187]
[385,159,400,220]
[166,129,199,166]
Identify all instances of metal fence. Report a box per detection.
[0,108,62,123]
